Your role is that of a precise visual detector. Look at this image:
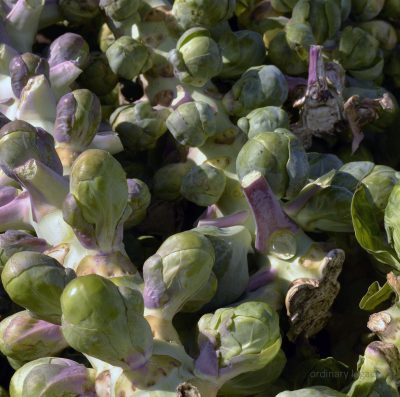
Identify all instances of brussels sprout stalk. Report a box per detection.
[241,171,344,339]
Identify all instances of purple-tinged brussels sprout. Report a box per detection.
[9,53,49,98]
[47,33,90,69]
[10,357,96,397]
[0,310,68,367]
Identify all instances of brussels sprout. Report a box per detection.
[223,65,288,117]
[166,101,217,147]
[237,106,290,138]
[10,357,96,397]
[219,349,286,396]
[100,0,141,22]
[267,31,308,75]
[143,230,215,342]
[54,89,101,171]
[194,225,252,309]
[236,129,309,200]
[307,152,343,179]
[61,274,153,369]
[194,301,281,388]
[381,0,400,20]
[180,163,226,206]
[0,230,49,271]
[47,33,89,69]
[338,26,383,81]
[357,20,397,51]
[77,52,118,97]
[348,341,400,396]
[58,0,100,24]
[271,0,299,12]
[172,0,236,29]
[284,161,381,233]
[125,178,151,228]
[152,162,193,201]
[9,53,49,98]
[351,0,385,21]
[0,310,68,366]
[218,29,265,78]
[352,165,400,270]
[1,251,75,323]
[169,27,223,87]
[110,101,170,152]
[106,36,153,80]
[64,149,129,253]
[289,0,342,45]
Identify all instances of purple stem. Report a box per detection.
[0,185,19,206]
[0,191,33,232]
[197,210,249,228]
[241,172,298,253]
[195,339,219,378]
[246,268,276,292]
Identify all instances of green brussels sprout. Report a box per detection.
[10,357,96,397]
[106,36,153,80]
[218,29,265,78]
[125,178,151,228]
[348,341,400,397]
[271,0,299,12]
[237,106,290,138]
[180,163,226,206]
[337,26,383,81]
[351,0,385,21]
[385,48,400,88]
[194,302,282,386]
[357,20,397,52]
[194,225,252,309]
[172,0,236,29]
[61,274,153,369]
[0,310,68,366]
[307,152,343,179]
[236,129,309,200]
[181,272,218,312]
[166,101,217,147]
[219,350,286,396]
[351,165,400,270]
[284,161,378,233]
[1,251,75,324]
[385,182,400,262]
[289,0,342,45]
[77,52,118,97]
[267,31,308,75]
[143,230,215,342]
[276,386,346,396]
[152,162,193,201]
[169,27,223,87]
[64,149,129,253]
[110,101,170,152]
[100,0,141,22]
[47,33,90,69]
[381,0,400,20]
[223,65,288,117]
[98,22,116,53]
[9,53,49,98]
[58,0,100,24]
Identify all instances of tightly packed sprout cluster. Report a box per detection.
[2,0,400,396]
